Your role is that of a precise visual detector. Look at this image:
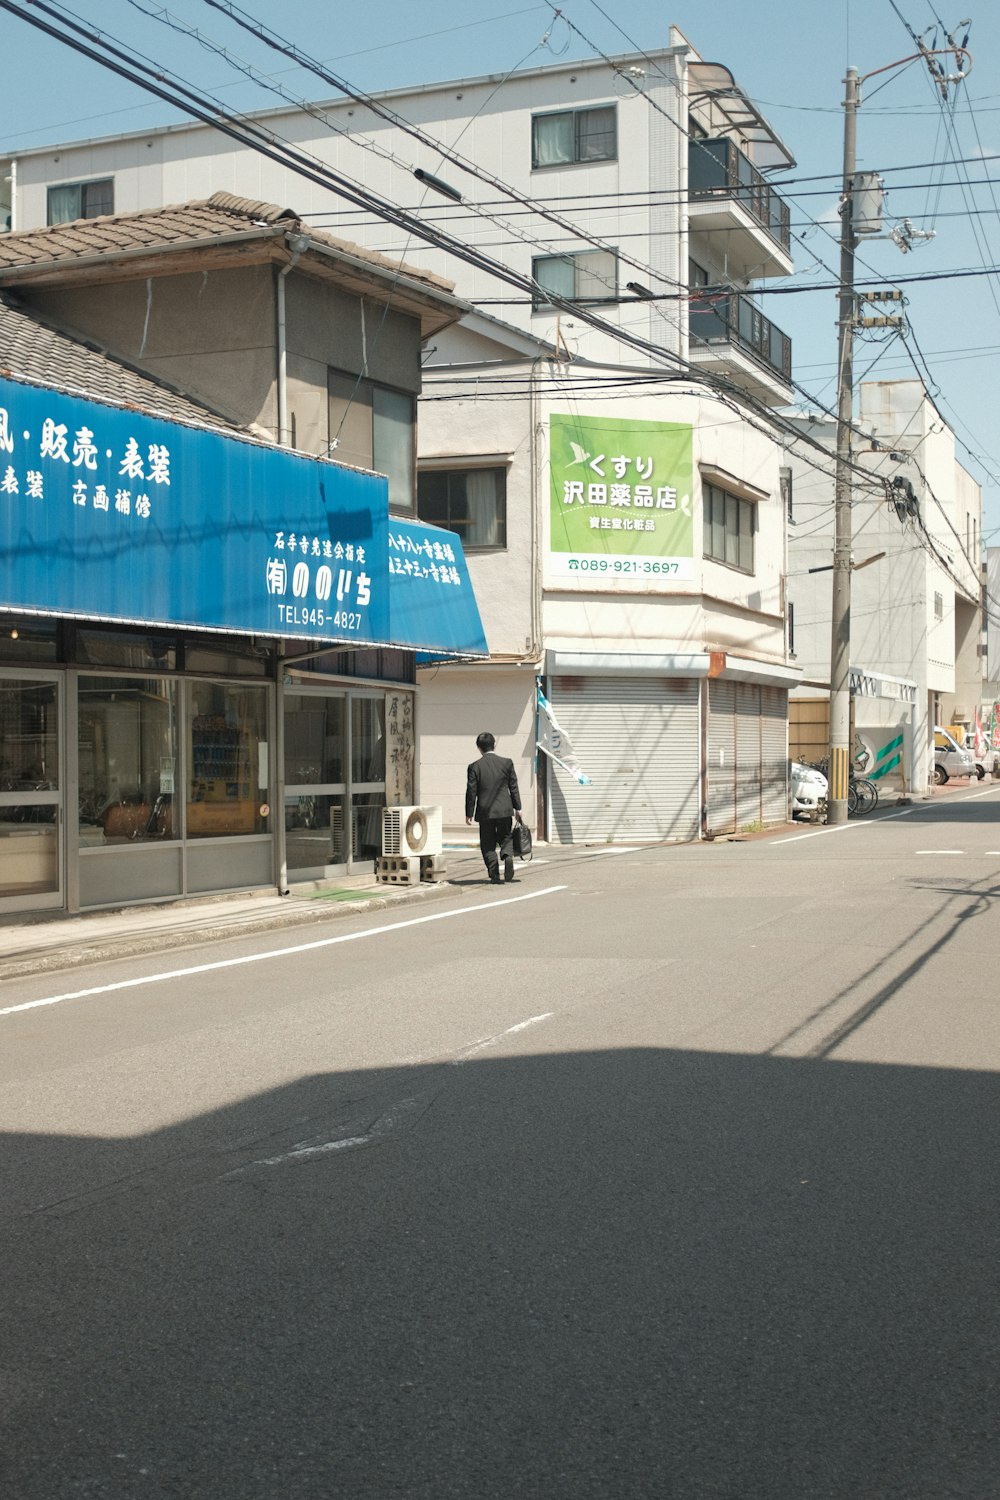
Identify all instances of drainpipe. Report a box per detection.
[274,232,309,898]
[276,232,310,447]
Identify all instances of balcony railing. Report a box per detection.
[689,138,791,254]
[689,291,792,385]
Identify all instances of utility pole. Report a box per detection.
[826,43,969,820]
[828,65,858,826]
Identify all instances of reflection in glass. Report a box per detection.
[285,795,348,871]
[0,680,58,790]
[352,792,385,862]
[78,677,177,843]
[284,694,345,786]
[187,681,269,839]
[0,619,58,662]
[77,630,176,671]
[351,696,386,785]
[0,812,58,897]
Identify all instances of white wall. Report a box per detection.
[8,51,691,369]
[416,667,536,839]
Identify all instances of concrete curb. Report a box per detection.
[0,877,462,985]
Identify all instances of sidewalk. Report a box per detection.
[0,845,494,984]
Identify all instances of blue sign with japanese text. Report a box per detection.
[0,373,391,644]
[387,518,489,659]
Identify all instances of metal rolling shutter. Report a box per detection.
[735,683,763,828]
[549,676,700,843]
[707,681,790,834]
[760,685,789,825]
[707,679,737,836]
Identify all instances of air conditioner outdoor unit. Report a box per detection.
[382,805,443,858]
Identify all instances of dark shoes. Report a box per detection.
[504,857,515,883]
[488,864,501,884]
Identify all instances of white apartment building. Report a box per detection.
[786,381,983,792]
[2,30,804,842]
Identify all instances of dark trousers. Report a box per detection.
[479,816,514,871]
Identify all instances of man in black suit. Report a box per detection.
[465,731,523,884]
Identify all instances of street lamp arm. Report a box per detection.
[858,46,971,88]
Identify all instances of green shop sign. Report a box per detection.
[549,412,694,584]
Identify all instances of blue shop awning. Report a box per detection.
[0,372,488,659]
[386,518,489,660]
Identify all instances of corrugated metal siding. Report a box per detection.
[736,683,762,828]
[707,680,789,834]
[761,686,789,824]
[707,679,737,835]
[549,676,700,843]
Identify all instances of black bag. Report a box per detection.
[513,820,533,860]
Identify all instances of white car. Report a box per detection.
[790,762,828,822]
[933,727,976,785]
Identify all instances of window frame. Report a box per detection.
[531,248,618,310]
[327,368,417,515]
[531,105,617,168]
[46,177,114,225]
[702,480,756,575]
[416,464,508,551]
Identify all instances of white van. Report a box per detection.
[933,727,976,785]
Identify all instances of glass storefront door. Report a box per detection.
[284,690,348,878]
[282,687,388,879]
[0,672,63,911]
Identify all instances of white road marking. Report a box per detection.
[774,782,1000,846]
[592,846,641,855]
[452,1012,554,1063]
[917,849,964,855]
[0,886,569,1020]
[236,1014,556,1172]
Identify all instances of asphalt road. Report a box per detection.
[3,785,1000,1498]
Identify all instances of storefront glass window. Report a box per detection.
[78,677,177,843]
[77,630,177,671]
[284,693,346,786]
[0,678,60,899]
[186,642,272,678]
[283,691,347,873]
[351,696,386,785]
[187,682,270,839]
[351,696,386,862]
[285,795,348,871]
[0,619,58,663]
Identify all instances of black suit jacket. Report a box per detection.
[466,752,521,822]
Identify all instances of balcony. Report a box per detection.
[688,138,793,279]
[689,292,792,406]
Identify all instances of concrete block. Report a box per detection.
[376,855,421,886]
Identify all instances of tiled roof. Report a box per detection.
[0,191,455,295]
[0,295,241,430]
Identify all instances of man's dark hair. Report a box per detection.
[476,732,496,752]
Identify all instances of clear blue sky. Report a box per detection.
[3,0,1000,534]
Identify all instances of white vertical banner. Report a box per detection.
[536,684,592,786]
[385,691,415,805]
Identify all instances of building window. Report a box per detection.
[703,481,755,573]
[328,370,416,513]
[532,249,617,308]
[47,178,114,225]
[780,466,793,522]
[78,676,178,843]
[934,591,944,621]
[532,106,616,167]
[186,681,270,839]
[417,466,507,549]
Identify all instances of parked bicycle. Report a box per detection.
[801,759,879,818]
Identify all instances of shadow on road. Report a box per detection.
[3,1046,998,1499]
